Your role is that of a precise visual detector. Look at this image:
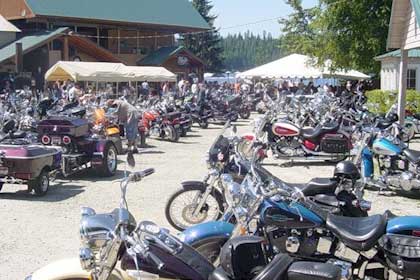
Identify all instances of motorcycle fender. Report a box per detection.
[29,257,129,280]
[179,221,234,245]
[181,181,207,191]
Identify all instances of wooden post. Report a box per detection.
[398,49,408,125]
[97,27,100,45]
[15,42,23,73]
[154,32,158,50]
[63,36,69,61]
[117,29,121,55]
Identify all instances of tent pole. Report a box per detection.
[397,49,408,125]
[116,82,119,98]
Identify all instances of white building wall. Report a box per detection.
[403,7,420,50]
[380,58,420,91]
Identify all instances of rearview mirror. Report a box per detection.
[127,151,135,168]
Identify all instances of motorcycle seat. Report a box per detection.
[301,123,339,140]
[301,178,338,196]
[287,261,342,280]
[403,149,420,163]
[326,214,387,251]
[164,112,181,120]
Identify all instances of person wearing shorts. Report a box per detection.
[107,99,139,153]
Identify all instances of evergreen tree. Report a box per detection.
[182,0,224,72]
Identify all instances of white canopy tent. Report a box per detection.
[45,61,176,82]
[237,54,370,80]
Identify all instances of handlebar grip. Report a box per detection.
[146,251,165,270]
[141,168,155,178]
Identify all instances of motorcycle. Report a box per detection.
[26,155,342,280]
[165,123,369,231]
[180,148,420,280]
[353,126,420,193]
[140,109,180,142]
[254,111,352,162]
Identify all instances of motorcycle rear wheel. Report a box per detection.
[165,186,224,231]
[164,125,179,142]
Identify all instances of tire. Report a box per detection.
[239,109,251,119]
[199,120,209,129]
[180,127,188,137]
[98,143,118,177]
[165,186,225,231]
[138,131,147,148]
[191,236,229,264]
[29,169,49,196]
[164,125,179,142]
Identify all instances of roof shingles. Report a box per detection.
[24,0,209,30]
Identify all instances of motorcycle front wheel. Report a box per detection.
[165,186,224,231]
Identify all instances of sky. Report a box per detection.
[211,0,318,37]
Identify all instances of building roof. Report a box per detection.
[138,46,204,66]
[24,0,209,30]
[375,49,420,60]
[0,27,68,63]
[0,14,20,32]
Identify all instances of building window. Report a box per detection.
[407,69,416,90]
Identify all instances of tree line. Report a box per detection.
[221,31,284,72]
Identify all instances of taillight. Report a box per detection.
[242,135,255,141]
[41,135,51,145]
[412,230,420,237]
[62,136,71,145]
[172,118,180,125]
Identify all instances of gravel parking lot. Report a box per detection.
[2,114,420,279]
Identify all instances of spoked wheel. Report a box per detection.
[163,125,179,142]
[165,187,224,231]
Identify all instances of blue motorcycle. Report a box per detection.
[353,127,420,193]
[179,154,420,279]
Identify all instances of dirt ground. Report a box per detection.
[1,114,420,279]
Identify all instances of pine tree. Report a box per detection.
[182,0,224,73]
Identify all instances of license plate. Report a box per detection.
[174,124,180,128]
[0,166,8,175]
[51,136,61,145]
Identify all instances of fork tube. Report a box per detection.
[192,176,217,216]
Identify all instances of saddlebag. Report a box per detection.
[379,234,420,278]
[287,262,341,280]
[320,134,350,154]
[220,236,268,280]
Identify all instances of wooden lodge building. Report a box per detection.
[0,0,209,88]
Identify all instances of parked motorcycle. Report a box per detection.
[254,111,351,162]
[353,126,420,193]
[139,109,180,142]
[181,148,420,280]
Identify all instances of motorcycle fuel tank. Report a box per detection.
[272,121,300,137]
[372,138,402,156]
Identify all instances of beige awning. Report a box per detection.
[45,61,177,83]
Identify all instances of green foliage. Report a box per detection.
[221,31,284,71]
[365,90,420,114]
[182,0,224,72]
[280,0,393,74]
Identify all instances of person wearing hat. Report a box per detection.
[107,99,139,153]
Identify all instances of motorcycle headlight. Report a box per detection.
[221,174,242,207]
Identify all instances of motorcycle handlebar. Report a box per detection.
[131,168,155,182]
